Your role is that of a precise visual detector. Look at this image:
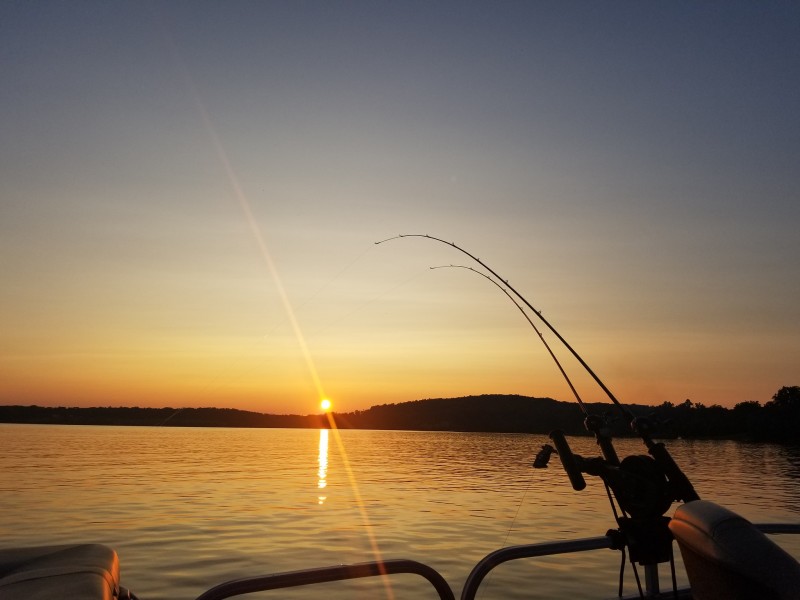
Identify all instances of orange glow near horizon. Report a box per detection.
[2,4,799,415]
[0,332,794,412]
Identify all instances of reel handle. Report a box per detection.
[550,430,586,491]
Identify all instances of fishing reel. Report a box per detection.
[535,432,672,520]
[534,417,698,567]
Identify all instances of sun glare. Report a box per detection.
[320,398,332,411]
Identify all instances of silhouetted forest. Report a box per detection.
[1,386,797,443]
[0,405,326,429]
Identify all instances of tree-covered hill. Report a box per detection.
[1,386,797,442]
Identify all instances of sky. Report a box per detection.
[1,2,798,414]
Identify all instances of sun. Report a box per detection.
[320,398,332,412]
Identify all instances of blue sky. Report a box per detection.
[1,2,798,412]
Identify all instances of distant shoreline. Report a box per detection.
[1,393,797,442]
[0,405,326,430]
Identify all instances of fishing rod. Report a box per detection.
[377,234,698,498]
[376,234,634,423]
[430,264,589,418]
[379,234,700,599]
[430,262,618,465]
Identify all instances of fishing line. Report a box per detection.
[377,234,634,421]
[411,264,584,597]
[261,243,402,339]
[306,269,429,338]
[430,265,588,416]
[260,244,378,340]
[477,481,533,600]
[294,244,376,312]
[157,408,184,426]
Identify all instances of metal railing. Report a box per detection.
[460,524,800,600]
[461,535,616,600]
[190,523,800,600]
[194,558,455,600]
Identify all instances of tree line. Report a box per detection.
[0,386,796,442]
[647,385,799,443]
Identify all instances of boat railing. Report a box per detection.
[194,558,456,600]
[190,523,800,600]
[460,523,800,600]
[461,534,615,600]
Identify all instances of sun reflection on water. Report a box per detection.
[317,428,328,505]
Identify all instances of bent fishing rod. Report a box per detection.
[431,263,618,465]
[430,264,588,417]
[379,235,701,599]
[376,234,633,423]
[377,234,699,503]
[379,234,702,600]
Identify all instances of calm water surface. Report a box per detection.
[1,425,798,599]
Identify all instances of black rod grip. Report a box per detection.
[649,442,699,502]
[550,430,586,491]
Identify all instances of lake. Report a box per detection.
[1,424,798,599]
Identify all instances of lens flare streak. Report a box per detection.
[157,20,391,596]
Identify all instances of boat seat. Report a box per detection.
[0,543,120,600]
[669,500,800,600]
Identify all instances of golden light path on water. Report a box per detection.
[323,412,397,598]
[318,428,328,505]
[158,24,396,595]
